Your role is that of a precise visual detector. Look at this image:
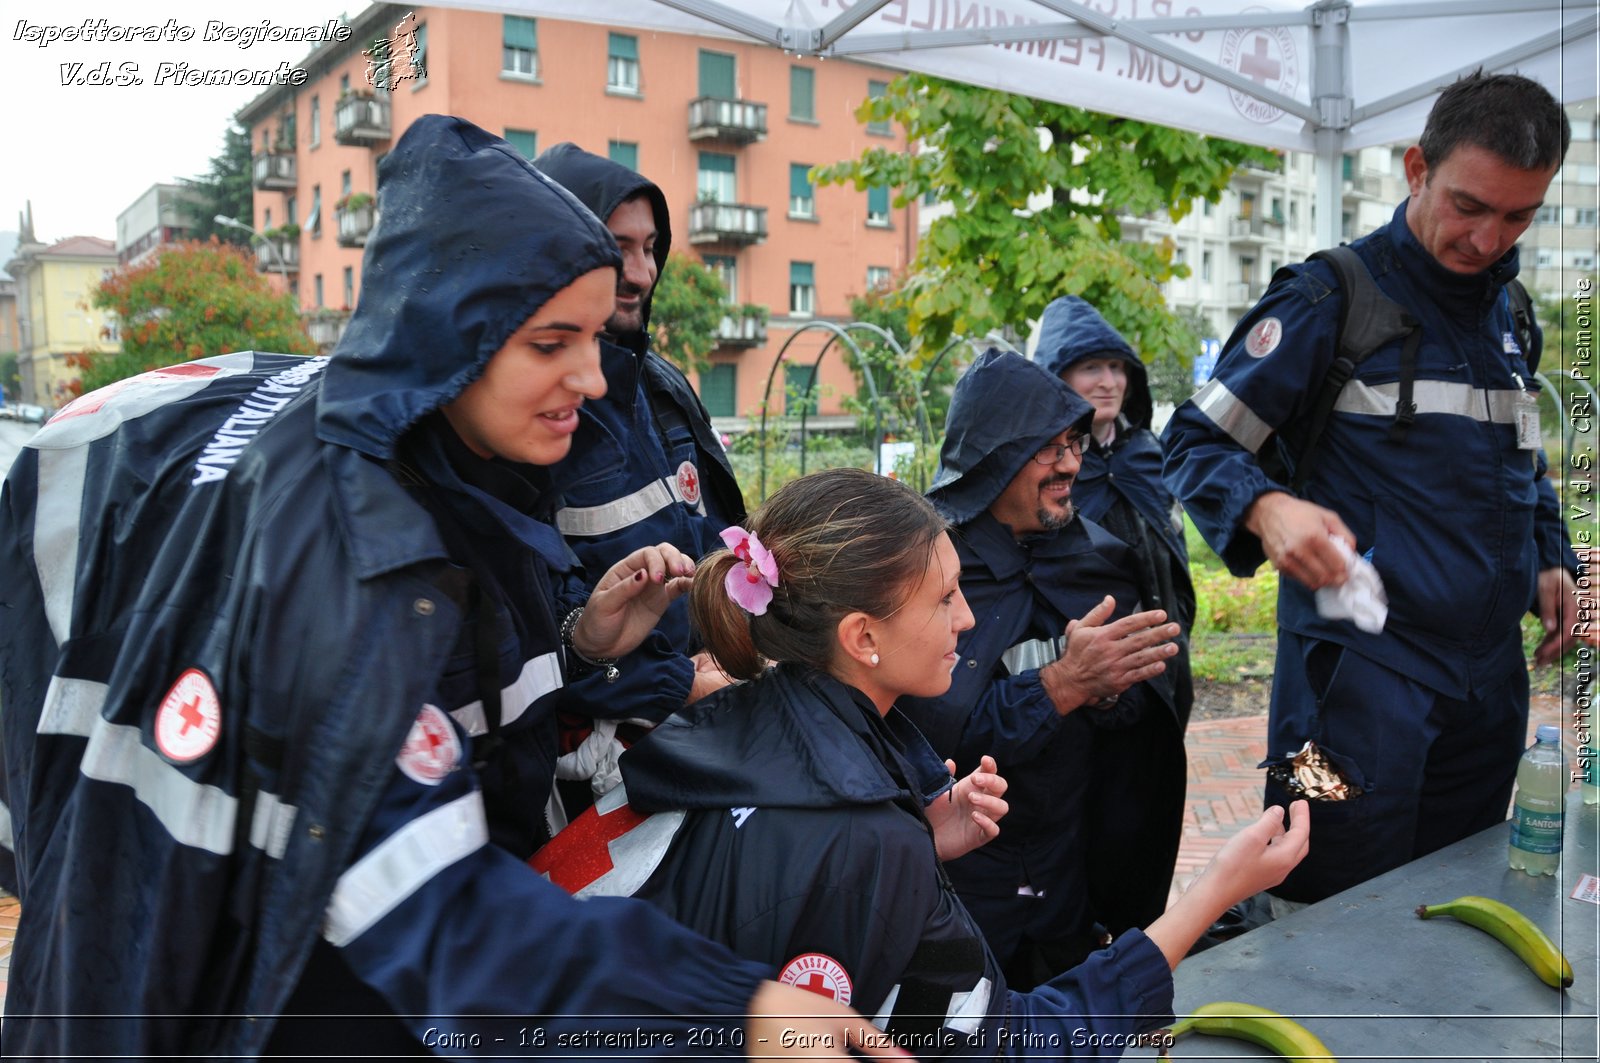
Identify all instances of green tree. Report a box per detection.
[813,76,1276,358]
[648,253,727,376]
[181,124,255,246]
[72,240,314,395]
[0,352,19,403]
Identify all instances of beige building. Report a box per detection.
[235,3,914,422]
[5,208,119,407]
[116,184,201,267]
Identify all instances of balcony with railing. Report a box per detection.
[303,309,351,351]
[336,201,378,247]
[252,152,296,191]
[1228,212,1284,243]
[688,96,768,145]
[254,235,299,275]
[1342,170,1385,199]
[687,201,768,246]
[1225,280,1268,307]
[715,307,767,348]
[334,94,392,146]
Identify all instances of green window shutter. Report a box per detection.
[504,129,538,159]
[867,185,889,217]
[698,50,736,98]
[608,141,639,171]
[866,80,890,134]
[790,66,815,120]
[504,16,537,50]
[784,364,819,417]
[608,33,638,60]
[790,164,813,198]
[699,151,736,175]
[790,261,815,287]
[701,363,738,417]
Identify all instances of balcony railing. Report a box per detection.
[687,201,768,246]
[303,310,351,351]
[254,238,299,274]
[1228,213,1283,240]
[1343,171,1384,198]
[336,203,378,247]
[688,96,768,145]
[334,95,392,146]
[252,152,296,191]
[1225,280,1268,306]
[715,309,767,348]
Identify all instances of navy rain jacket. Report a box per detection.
[0,115,770,1058]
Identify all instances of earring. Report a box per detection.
[869,653,880,666]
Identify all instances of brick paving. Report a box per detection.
[0,693,1573,1017]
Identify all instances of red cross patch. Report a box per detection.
[1245,316,1283,358]
[676,460,701,506]
[777,953,853,1005]
[154,668,222,764]
[396,705,460,785]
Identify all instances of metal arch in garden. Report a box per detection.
[757,320,939,500]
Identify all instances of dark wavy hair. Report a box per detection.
[691,467,947,680]
[1419,71,1570,172]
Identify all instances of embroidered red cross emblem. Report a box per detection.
[530,801,649,894]
[177,695,206,736]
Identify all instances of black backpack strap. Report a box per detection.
[1289,246,1421,488]
[1506,278,1539,373]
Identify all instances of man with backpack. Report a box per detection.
[1162,72,1578,907]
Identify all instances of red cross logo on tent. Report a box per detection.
[676,460,701,506]
[154,668,222,763]
[778,954,853,1005]
[396,705,460,785]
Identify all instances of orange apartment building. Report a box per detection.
[236,3,916,424]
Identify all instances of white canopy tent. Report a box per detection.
[430,0,1597,246]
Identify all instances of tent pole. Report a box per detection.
[1312,2,1352,249]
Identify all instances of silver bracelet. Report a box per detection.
[560,606,620,683]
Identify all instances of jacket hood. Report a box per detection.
[927,348,1094,524]
[533,142,671,345]
[317,115,621,460]
[1032,295,1153,429]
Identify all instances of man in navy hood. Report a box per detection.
[533,144,745,811]
[1033,296,1195,944]
[902,349,1182,988]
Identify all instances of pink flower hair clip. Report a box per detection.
[720,525,780,616]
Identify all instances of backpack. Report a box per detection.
[1265,245,1538,491]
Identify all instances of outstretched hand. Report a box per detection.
[926,756,1009,861]
[1039,596,1180,714]
[572,543,695,660]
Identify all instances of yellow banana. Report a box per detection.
[1415,895,1573,989]
[1161,1000,1336,1062]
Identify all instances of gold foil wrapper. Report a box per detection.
[1269,740,1362,801]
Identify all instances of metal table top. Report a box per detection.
[1129,792,1599,1062]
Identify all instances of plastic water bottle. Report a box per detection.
[1508,725,1567,876]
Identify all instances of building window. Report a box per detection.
[339,73,349,95]
[866,266,892,291]
[1289,200,1300,230]
[505,128,538,159]
[503,16,538,78]
[866,80,891,135]
[608,140,639,171]
[413,22,428,86]
[790,65,815,121]
[1200,250,1213,282]
[784,363,820,416]
[343,266,355,309]
[341,169,351,196]
[698,151,736,204]
[698,50,736,99]
[1574,252,1597,271]
[307,186,322,237]
[309,95,321,147]
[789,164,815,218]
[314,274,325,308]
[701,363,738,417]
[1576,208,1599,227]
[608,33,640,93]
[789,261,815,317]
[1535,205,1562,225]
[704,254,737,303]
[1202,198,1213,217]
[866,185,891,227]
[1535,248,1556,268]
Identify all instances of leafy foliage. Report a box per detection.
[648,253,761,376]
[180,124,256,247]
[70,240,314,396]
[813,76,1275,358]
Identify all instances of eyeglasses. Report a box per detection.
[1032,435,1086,465]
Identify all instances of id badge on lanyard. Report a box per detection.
[1504,331,1541,451]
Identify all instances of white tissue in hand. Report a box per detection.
[1314,536,1387,633]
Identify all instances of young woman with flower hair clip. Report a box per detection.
[534,466,1308,1059]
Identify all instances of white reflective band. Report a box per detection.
[1334,379,1525,424]
[33,445,88,646]
[1194,378,1274,455]
[555,475,704,538]
[37,674,297,858]
[449,651,562,737]
[0,799,13,853]
[870,985,899,1029]
[323,792,488,947]
[945,977,992,1036]
[1001,637,1063,675]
